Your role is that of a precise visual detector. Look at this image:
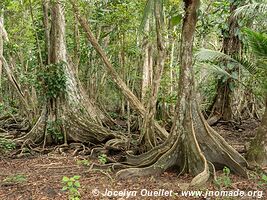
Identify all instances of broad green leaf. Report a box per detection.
[62,176,69,182]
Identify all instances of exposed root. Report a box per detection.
[115,100,248,186]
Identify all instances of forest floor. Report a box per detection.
[0,120,267,200]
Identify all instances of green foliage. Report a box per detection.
[62,175,81,200]
[98,154,108,164]
[37,62,67,99]
[235,3,267,17]
[258,174,267,186]
[244,29,267,61]
[244,28,267,91]
[3,174,27,184]
[46,120,64,144]
[0,137,16,153]
[215,167,232,189]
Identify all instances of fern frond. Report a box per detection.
[202,63,233,79]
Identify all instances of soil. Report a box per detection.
[0,120,266,200]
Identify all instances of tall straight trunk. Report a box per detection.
[120,32,126,116]
[208,2,241,123]
[73,14,80,70]
[116,0,247,187]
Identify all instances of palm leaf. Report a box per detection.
[201,63,234,79]
[196,48,236,63]
[243,28,267,61]
[234,3,267,18]
[195,48,257,74]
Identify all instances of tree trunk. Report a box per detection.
[208,2,241,124]
[42,0,51,65]
[247,95,267,167]
[141,20,153,104]
[139,1,166,151]
[116,0,247,187]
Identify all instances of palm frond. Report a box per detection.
[233,55,257,74]
[234,3,267,18]
[202,63,234,79]
[195,48,235,62]
[195,48,257,74]
[244,28,267,61]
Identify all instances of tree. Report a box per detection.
[16,0,124,148]
[208,1,242,123]
[139,0,167,151]
[0,7,6,103]
[113,0,248,186]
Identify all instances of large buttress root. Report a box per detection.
[116,100,247,186]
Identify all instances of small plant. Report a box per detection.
[77,159,91,166]
[0,137,16,153]
[3,174,27,184]
[62,175,81,200]
[258,174,267,186]
[98,154,107,164]
[215,166,232,189]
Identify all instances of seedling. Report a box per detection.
[258,174,267,187]
[62,175,81,200]
[214,166,232,189]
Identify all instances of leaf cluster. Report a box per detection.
[62,175,81,200]
[37,62,67,99]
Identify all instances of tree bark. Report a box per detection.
[141,20,153,103]
[139,1,166,151]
